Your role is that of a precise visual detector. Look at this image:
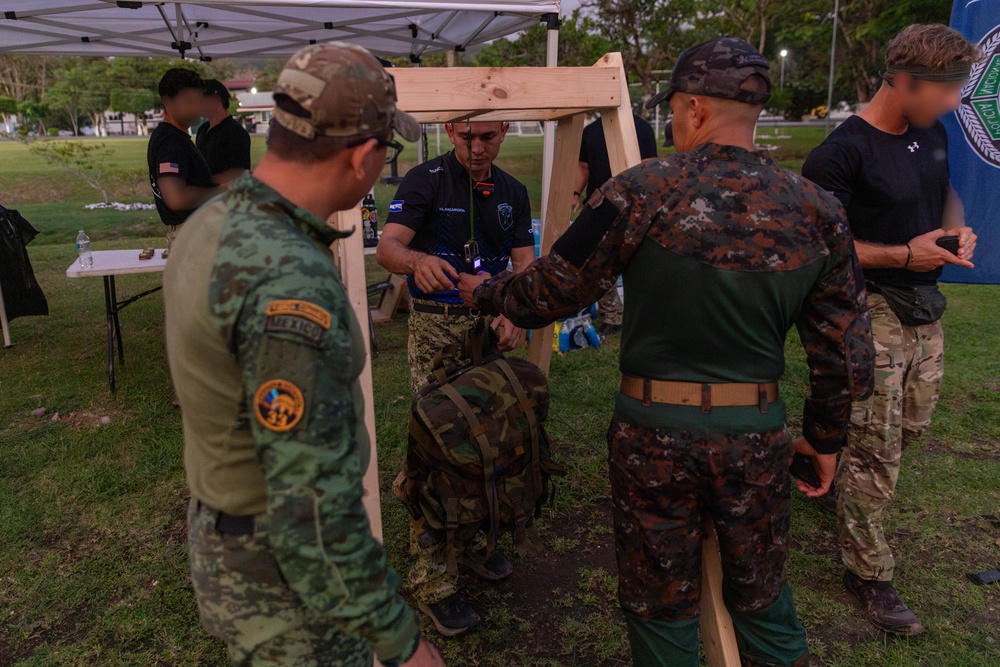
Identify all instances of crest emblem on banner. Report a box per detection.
[958,23,1000,168]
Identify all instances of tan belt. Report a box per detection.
[620,374,779,414]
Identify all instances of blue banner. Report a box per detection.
[941,1,1000,284]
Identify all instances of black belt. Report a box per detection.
[198,501,254,535]
[412,301,475,316]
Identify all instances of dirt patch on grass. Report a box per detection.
[923,438,1000,462]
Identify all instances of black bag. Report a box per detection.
[870,281,946,327]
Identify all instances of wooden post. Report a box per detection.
[526,112,584,375]
[700,524,742,666]
[0,275,12,348]
[329,206,383,543]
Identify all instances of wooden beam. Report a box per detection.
[700,524,742,667]
[526,112,584,376]
[393,66,622,116]
[595,52,642,177]
[329,206,383,544]
[409,107,600,124]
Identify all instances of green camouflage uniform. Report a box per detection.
[164,172,420,666]
[836,293,943,580]
[473,141,874,667]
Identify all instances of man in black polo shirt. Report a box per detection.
[196,80,252,184]
[573,113,658,335]
[148,68,221,249]
[802,23,980,636]
[376,121,533,635]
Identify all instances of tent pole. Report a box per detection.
[539,13,560,238]
[824,0,839,136]
[0,276,12,348]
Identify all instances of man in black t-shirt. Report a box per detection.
[376,121,533,636]
[147,68,221,249]
[196,80,252,184]
[802,24,980,637]
[573,113,659,335]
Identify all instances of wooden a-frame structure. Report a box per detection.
[330,54,741,667]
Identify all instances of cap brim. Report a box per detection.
[393,109,421,142]
[645,85,675,109]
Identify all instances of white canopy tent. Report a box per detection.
[0,0,560,61]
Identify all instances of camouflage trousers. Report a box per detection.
[187,498,372,667]
[166,223,183,252]
[598,287,623,327]
[407,301,486,393]
[406,303,493,603]
[609,418,808,666]
[837,293,944,582]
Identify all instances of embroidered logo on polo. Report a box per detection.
[497,203,514,231]
[907,142,920,153]
[957,23,1000,168]
[254,379,305,432]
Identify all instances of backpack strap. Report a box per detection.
[429,343,462,386]
[495,359,544,500]
[443,496,461,575]
[439,382,499,555]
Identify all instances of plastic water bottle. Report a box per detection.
[76,229,93,268]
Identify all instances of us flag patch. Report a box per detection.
[159,162,180,174]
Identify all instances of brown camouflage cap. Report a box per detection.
[645,37,772,109]
[272,42,420,142]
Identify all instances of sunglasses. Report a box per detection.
[347,135,404,164]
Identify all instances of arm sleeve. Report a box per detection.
[473,174,653,328]
[801,140,857,211]
[794,200,875,454]
[236,276,420,665]
[385,169,433,233]
[152,134,196,182]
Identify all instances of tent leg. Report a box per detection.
[538,14,560,237]
[527,112,584,376]
[0,277,12,348]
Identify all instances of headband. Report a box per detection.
[884,61,972,82]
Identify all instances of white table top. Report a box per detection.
[66,249,169,278]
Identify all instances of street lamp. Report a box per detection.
[779,49,788,90]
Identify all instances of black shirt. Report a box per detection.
[195,116,252,176]
[802,115,950,287]
[386,151,533,304]
[579,113,659,197]
[147,122,216,226]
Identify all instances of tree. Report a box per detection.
[25,139,114,203]
[475,11,615,68]
[110,88,158,136]
[47,59,112,136]
[0,96,16,134]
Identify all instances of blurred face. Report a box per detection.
[164,87,205,127]
[445,122,509,172]
[895,71,966,129]
[202,94,225,120]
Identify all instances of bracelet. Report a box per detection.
[905,243,912,269]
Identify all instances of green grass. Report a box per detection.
[1,130,997,666]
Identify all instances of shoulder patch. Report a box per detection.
[265,300,331,329]
[254,379,305,432]
[389,199,403,213]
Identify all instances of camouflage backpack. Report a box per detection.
[394,321,564,573]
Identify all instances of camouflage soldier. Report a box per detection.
[164,43,444,667]
[802,24,980,635]
[460,38,874,667]
[375,122,535,634]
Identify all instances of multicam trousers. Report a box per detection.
[406,302,491,603]
[598,287,624,327]
[608,418,808,667]
[187,499,371,667]
[837,292,944,582]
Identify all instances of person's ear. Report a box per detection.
[347,138,379,181]
[500,122,510,140]
[689,96,706,129]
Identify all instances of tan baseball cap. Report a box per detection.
[272,42,420,142]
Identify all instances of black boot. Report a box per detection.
[459,548,513,581]
[844,570,924,636]
[418,593,481,637]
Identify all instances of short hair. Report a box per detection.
[886,24,981,71]
[158,68,204,99]
[267,95,349,164]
